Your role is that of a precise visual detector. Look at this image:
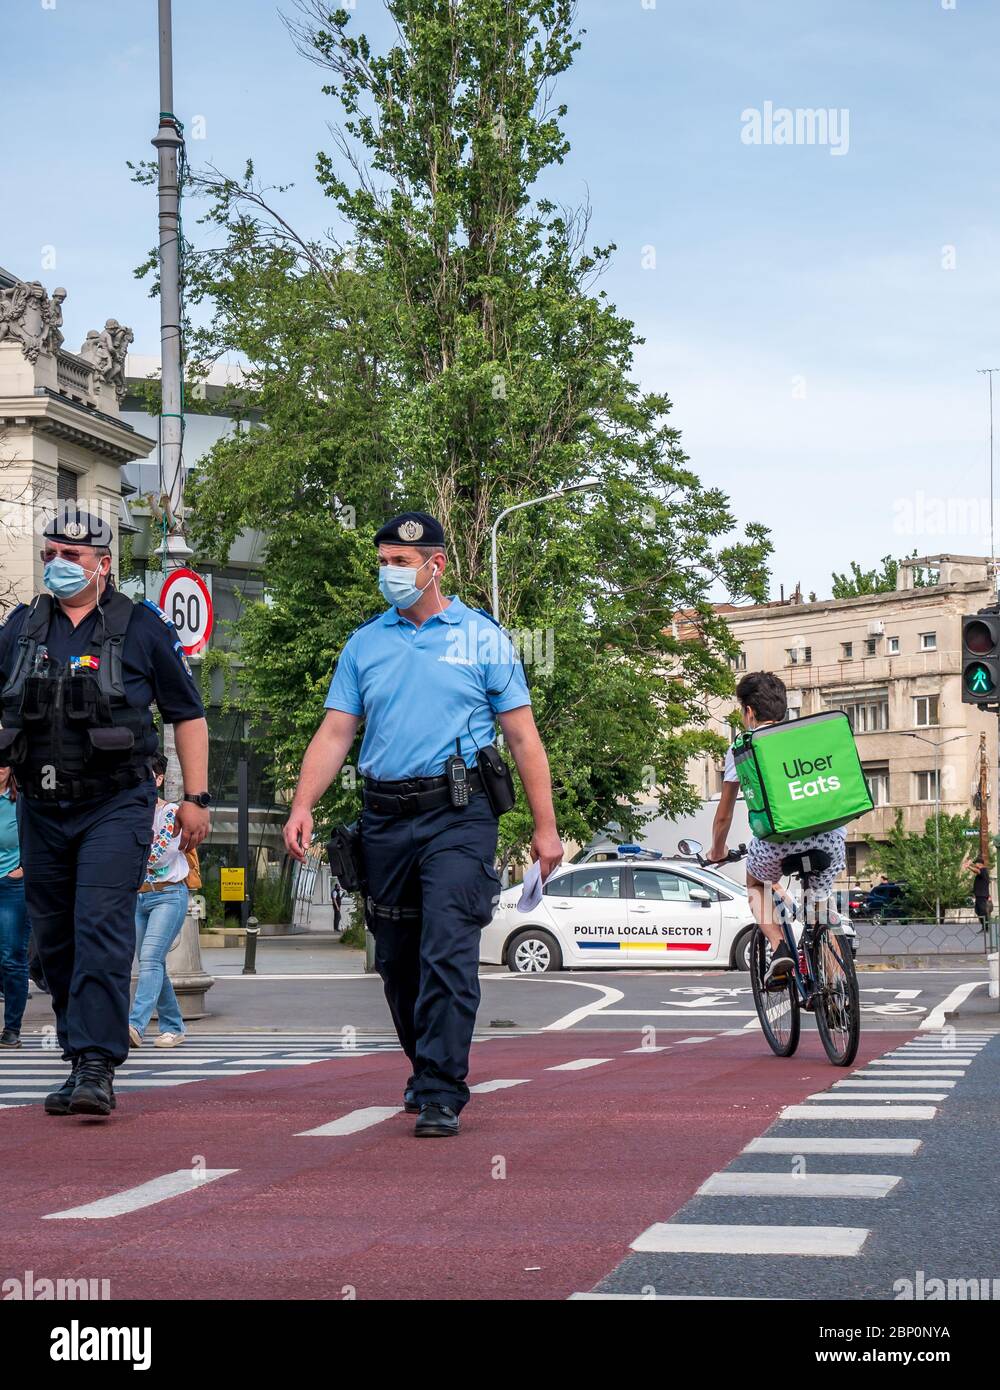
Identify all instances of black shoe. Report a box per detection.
[415,1103,460,1138]
[68,1051,116,1117]
[764,943,796,988]
[403,1088,420,1114]
[0,1029,20,1048]
[44,1060,82,1116]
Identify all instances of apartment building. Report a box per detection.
[687,555,998,887]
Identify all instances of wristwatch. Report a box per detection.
[183,791,212,808]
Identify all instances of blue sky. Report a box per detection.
[2,0,997,598]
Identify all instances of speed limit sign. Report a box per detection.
[158,568,214,656]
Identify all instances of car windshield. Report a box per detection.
[685,865,747,896]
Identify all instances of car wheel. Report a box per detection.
[732,926,756,973]
[507,928,562,974]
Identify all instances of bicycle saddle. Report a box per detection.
[780,848,832,877]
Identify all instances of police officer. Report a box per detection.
[0,505,211,1117]
[285,512,563,1136]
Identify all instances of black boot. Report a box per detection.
[44,1059,82,1116]
[415,1103,460,1137]
[68,1051,116,1117]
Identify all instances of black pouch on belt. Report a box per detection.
[326,820,366,893]
[476,744,516,815]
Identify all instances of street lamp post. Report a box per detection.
[901,730,975,925]
[490,478,600,622]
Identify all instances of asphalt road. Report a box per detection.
[19,961,985,1036]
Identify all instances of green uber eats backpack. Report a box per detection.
[731,710,874,843]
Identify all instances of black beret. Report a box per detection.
[373,511,446,548]
[43,504,113,547]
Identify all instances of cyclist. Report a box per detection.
[708,671,846,985]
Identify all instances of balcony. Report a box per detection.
[55,349,98,407]
[785,650,958,690]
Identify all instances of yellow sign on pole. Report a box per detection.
[220,868,245,902]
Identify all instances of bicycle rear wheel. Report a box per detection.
[812,924,860,1067]
[749,927,800,1057]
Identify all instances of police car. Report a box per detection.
[481,846,760,974]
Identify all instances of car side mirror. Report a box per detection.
[688,888,712,906]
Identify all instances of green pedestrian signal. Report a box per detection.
[967,663,994,696]
[962,612,1000,706]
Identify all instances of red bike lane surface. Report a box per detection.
[0,1030,907,1301]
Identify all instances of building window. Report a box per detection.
[914,695,940,728]
[57,467,78,502]
[914,769,941,803]
[841,642,853,660]
[920,632,937,651]
[730,649,747,671]
[864,764,890,807]
[887,636,900,654]
[787,646,812,665]
[865,637,878,657]
[837,691,890,733]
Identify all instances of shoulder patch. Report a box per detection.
[142,599,195,679]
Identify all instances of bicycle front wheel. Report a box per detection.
[749,927,800,1057]
[812,924,860,1067]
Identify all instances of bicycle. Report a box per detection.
[677,838,860,1067]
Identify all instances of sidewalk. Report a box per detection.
[203,935,367,976]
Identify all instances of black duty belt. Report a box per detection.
[19,763,152,805]
[362,769,484,817]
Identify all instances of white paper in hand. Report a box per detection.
[517,859,558,913]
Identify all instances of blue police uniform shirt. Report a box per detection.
[325,597,530,780]
[0,587,206,726]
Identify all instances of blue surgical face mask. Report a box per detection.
[378,557,435,610]
[43,556,100,599]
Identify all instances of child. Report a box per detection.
[709,671,846,983]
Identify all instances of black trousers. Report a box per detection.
[362,793,500,1112]
[19,782,154,1065]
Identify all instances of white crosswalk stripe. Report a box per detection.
[0,1032,410,1106]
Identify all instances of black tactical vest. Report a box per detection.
[0,590,156,802]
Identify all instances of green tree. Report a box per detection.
[865,811,986,919]
[831,552,934,599]
[171,0,771,857]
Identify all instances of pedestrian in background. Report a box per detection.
[972,859,992,935]
[0,765,29,1048]
[128,753,199,1049]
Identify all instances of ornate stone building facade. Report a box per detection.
[0,266,153,610]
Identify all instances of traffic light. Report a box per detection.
[962,611,1000,705]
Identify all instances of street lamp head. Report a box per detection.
[560,477,601,495]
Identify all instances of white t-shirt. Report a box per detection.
[144,802,189,886]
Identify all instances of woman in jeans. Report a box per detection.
[0,766,29,1048]
[129,754,193,1049]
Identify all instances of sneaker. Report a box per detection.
[154,1032,185,1049]
[128,1025,143,1048]
[0,1028,21,1048]
[764,942,796,987]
